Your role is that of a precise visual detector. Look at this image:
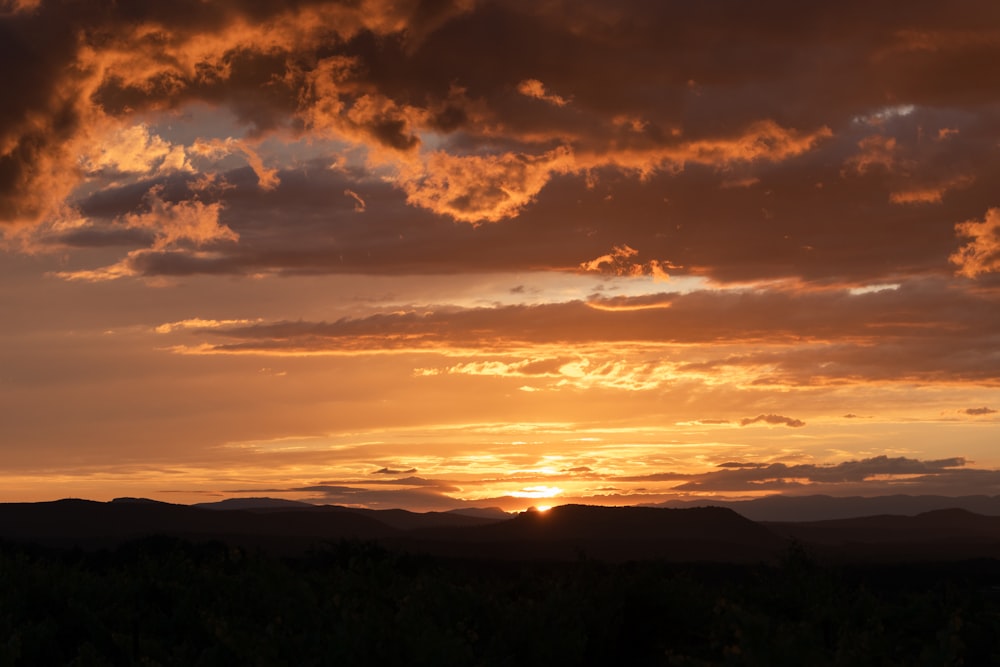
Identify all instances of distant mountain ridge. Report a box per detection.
[192,497,510,530]
[4,498,1000,562]
[191,497,315,510]
[649,494,1000,522]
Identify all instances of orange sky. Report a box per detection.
[1,0,999,511]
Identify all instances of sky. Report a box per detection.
[1,0,999,512]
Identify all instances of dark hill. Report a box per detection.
[765,508,1000,561]
[319,505,507,530]
[396,504,785,562]
[193,497,316,511]
[652,494,1000,521]
[0,499,395,552]
[6,500,1000,562]
[193,498,507,529]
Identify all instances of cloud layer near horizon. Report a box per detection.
[208,455,1000,512]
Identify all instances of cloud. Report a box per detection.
[125,187,236,249]
[0,0,40,14]
[154,317,260,334]
[82,123,192,177]
[399,147,576,223]
[660,455,974,493]
[6,0,997,288]
[951,208,1000,278]
[372,467,417,475]
[291,480,467,511]
[888,174,974,205]
[739,414,806,428]
[844,135,899,174]
[209,453,1000,509]
[53,184,237,281]
[152,277,1000,387]
[190,138,279,191]
[344,189,366,212]
[963,407,996,416]
[579,244,674,279]
[517,79,570,107]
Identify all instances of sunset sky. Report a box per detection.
[2,0,999,511]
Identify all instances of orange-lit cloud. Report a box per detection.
[150,278,1000,389]
[889,174,974,205]
[845,135,899,174]
[343,189,366,212]
[951,208,1000,278]
[580,244,675,279]
[400,147,576,223]
[0,0,40,13]
[517,79,570,107]
[83,123,191,177]
[191,138,279,191]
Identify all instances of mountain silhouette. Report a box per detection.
[3,499,1000,561]
[192,497,316,510]
[650,494,1000,521]
[0,499,392,552]
[765,508,1000,560]
[395,504,785,562]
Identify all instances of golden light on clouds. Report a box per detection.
[1,0,1000,510]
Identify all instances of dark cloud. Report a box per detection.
[963,406,997,415]
[640,455,974,493]
[305,476,457,490]
[739,414,806,428]
[2,0,999,288]
[292,484,469,511]
[372,467,418,475]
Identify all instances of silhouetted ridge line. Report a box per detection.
[5,500,1000,561]
[0,498,394,552]
[649,494,1000,521]
[193,497,316,510]
[396,504,785,562]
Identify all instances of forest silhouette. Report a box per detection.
[2,500,1000,664]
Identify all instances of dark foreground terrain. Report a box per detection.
[2,537,1000,666]
[3,500,1000,665]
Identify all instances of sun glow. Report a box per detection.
[509,485,563,499]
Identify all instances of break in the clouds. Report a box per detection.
[1,1,999,509]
